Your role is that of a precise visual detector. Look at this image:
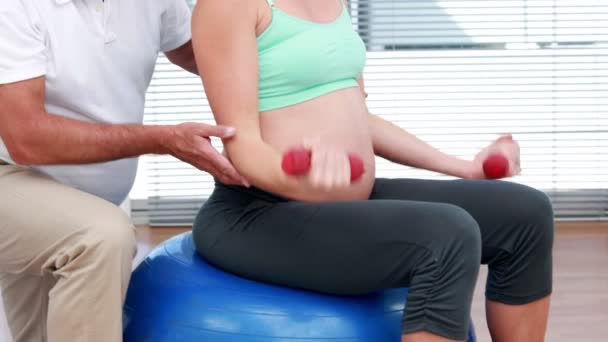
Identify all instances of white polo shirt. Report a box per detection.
[0,0,192,205]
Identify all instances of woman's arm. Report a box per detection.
[358,78,520,179]
[191,0,303,196]
[357,78,475,178]
[367,114,475,178]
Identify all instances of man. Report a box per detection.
[0,0,246,341]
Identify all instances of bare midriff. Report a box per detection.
[258,87,375,201]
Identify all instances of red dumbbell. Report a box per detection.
[347,153,364,181]
[483,154,509,179]
[281,147,311,176]
[282,148,364,181]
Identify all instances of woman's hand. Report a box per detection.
[472,134,521,179]
[303,138,352,192]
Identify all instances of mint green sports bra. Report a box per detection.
[257,0,367,112]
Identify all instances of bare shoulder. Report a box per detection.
[194,0,263,22]
[193,0,272,39]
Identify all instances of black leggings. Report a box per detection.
[193,178,554,340]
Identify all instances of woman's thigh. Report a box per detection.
[193,197,480,296]
[370,178,554,266]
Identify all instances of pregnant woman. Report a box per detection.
[190,0,554,341]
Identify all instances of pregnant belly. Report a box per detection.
[259,87,376,201]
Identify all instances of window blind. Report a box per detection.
[135,0,608,226]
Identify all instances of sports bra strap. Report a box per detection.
[267,0,274,6]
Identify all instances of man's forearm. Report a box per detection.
[368,114,474,178]
[8,112,170,165]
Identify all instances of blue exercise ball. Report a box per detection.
[124,232,476,342]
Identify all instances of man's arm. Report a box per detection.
[165,41,198,75]
[0,77,165,164]
[0,76,246,185]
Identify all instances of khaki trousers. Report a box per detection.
[0,163,137,342]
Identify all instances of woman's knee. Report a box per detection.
[486,185,554,304]
[526,187,555,249]
[502,183,554,222]
[503,183,555,253]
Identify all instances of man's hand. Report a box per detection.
[163,122,249,186]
